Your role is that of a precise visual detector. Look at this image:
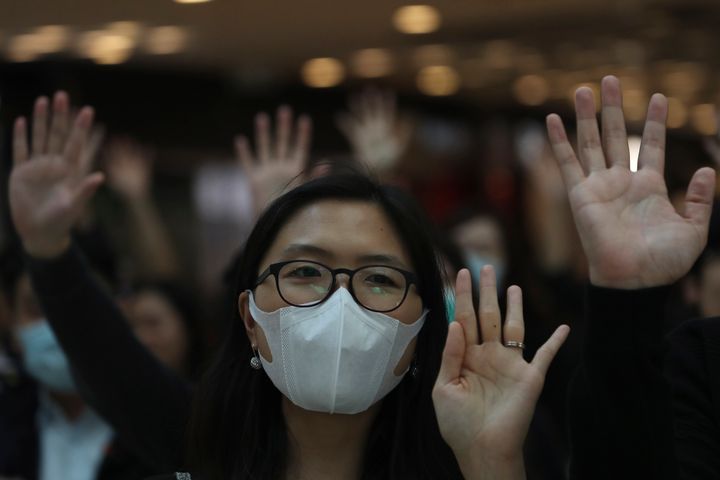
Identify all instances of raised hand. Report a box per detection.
[9,92,104,258]
[433,267,569,479]
[105,137,154,201]
[336,88,412,175]
[235,106,312,215]
[546,75,716,289]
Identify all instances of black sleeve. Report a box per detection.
[26,245,192,472]
[568,285,679,480]
[666,318,720,479]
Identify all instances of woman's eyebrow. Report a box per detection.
[282,243,334,258]
[356,253,408,269]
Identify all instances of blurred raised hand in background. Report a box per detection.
[235,106,313,216]
[9,92,104,259]
[336,88,412,179]
[105,137,180,280]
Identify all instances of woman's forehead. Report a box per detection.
[263,200,412,266]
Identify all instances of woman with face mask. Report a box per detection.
[9,93,568,479]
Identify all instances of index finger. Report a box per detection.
[546,114,585,189]
[13,117,29,166]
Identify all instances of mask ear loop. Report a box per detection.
[410,357,419,379]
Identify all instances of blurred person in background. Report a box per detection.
[121,281,205,379]
[1,92,206,479]
[0,245,156,480]
[449,211,508,289]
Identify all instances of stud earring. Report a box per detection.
[250,347,262,370]
[410,359,420,379]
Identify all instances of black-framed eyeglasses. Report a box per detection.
[253,260,419,313]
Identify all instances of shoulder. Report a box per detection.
[670,316,720,343]
[667,317,720,400]
[668,317,720,366]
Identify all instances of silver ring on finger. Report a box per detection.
[504,340,526,350]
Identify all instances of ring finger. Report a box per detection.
[503,285,525,355]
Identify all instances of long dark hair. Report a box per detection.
[187,172,463,479]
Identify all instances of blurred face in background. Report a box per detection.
[126,290,189,373]
[452,215,507,285]
[11,273,78,394]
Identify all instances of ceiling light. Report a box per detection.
[301,57,345,88]
[393,5,441,34]
[7,34,41,62]
[417,65,460,96]
[623,88,648,122]
[32,25,70,53]
[106,21,142,40]
[666,97,688,129]
[78,31,134,65]
[691,104,718,136]
[145,26,188,55]
[513,75,550,106]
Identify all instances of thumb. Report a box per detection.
[683,167,716,230]
[435,321,466,386]
[531,325,570,376]
[72,172,105,207]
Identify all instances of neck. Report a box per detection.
[48,390,86,421]
[283,398,380,480]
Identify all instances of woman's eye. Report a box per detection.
[287,266,322,278]
[365,274,397,287]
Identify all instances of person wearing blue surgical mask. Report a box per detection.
[0,267,153,480]
[2,271,111,480]
[451,214,508,289]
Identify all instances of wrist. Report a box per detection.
[455,449,525,480]
[588,268,663,290]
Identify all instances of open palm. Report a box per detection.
[235,106,312,216]
[432,267,568,477]
[546,76,715,288]
[9,92,103,258]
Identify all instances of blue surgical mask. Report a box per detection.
[465,251,506,288]
[16,320,76,393]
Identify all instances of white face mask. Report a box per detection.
[248,288,426,414]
